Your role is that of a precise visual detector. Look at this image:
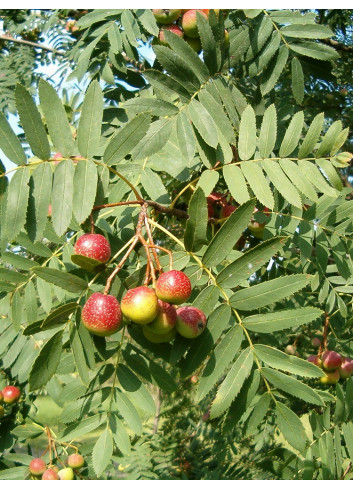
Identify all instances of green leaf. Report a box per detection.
[298,112,324,159]
[124,98,178,117]
[109,414,131,456]
[197,11,218,74]
[184,187,207,252]
[241,161,274,209]
[243,306,322,333]
[223,165,250,204]
[248,31,281,77]
[203,199,255,267]
[297,160,337,196]
[32,267,88,293]
[260,45,289,95]
[117,364,155,415]
[77,81,103,158]
[276,402,308,452]
[144,69,191,103]
[42,302,79,330]
[0,466,28,480]
[140,168,170,204]
[291,58,304,105]
[279,159,318,202]
[279,111,304,157]
[289,41,339,60]
[210,348,253,418]
[136,9,159,36]
[259,104,277,158]
[70,323,90,386]
[317,159,343,191]
[36,277,52,314]
[73,159,98,224]
[113,389,142,435]
[342,423,353,462]
[108,23,123,52]
[51,159,75,236]
[29,330,63,391]
[5,167,30,241]
[188,99,218,149]
[262,159,302,208]
[217,236,287,288]
[263,367,323,405]
[198,90,235,144]
[281,24,333,39]
[60,414,106,441]
[25,280,37,324]
[197,326,244,401]
[27,163,52,242]
[238,105,256,161]
[196,170,219,197]
[254,345,323,377]
[38,79,74,156]
[316,120,343,158]
[0,113,27,166]
[230,274,311,310]
[92,428,113,477]
[15,84,50,160]
[131,118,173,159]
[176,112,196,163]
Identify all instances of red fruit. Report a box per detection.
[146,300,177,334]
[207,203,214,218]
[152,9,181,24]
[81,293,122,336]
[339,357,353,379]
[320,370,340,385]
[322,350,342,371]
[220,205,236,219]
[2,385,21,404]
[67,453,85,469]
[307,355,322,367]
[311,337,322,347]
[158,24,183,46]
[74,234,111,264]
[29,458,47,476]
[42,468,59,480]
[181,10,208,38]
[155,270,192,305]
[121,286,159,325]
[176,306,207,339]
[207,192,227,206]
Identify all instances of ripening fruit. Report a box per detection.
[181,9,208,38]
[247,221,265,239]
[142,325,176,343]
[58,468,75,480]
[220,205,236,219]
[176,306,207,339]
[152,9,181,24]
[74,234,111,264]
[158,24,183,46]
[155,270,192,305]
[121,287,159,325]
[145,300,177,334]
[42,468,60,480]
[339,357,353,379]
[207,192,227,206]
[0,405,4,418]
[2,385,21,404]
[311,337,322,347]
[81,293,122,336]
[322,350,342,371]
[29,458,47,476]
[0,391,3,404]
[67,453,85,469]
[224,29,229,48]
[185,36,202,52]
[319,370,340,385]
[307,355,322,367]
[285,345,297,356]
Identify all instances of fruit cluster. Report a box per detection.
[152,9,229,52]
[307,350,353,384]
[29,453,85,480]
[0,385,21,419]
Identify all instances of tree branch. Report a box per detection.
[321,38,353,53]
[0,34,65,55]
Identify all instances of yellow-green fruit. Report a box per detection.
[121,287,159,325]
[58,468,75,480]
[0,405,4,418]
[185,36,202,52]
[145,300,177,334]
[67,453,85,469]
[142,326,176,343]
[152,9,181,24]
[319,370,340,385]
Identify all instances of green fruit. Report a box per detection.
[247,221,265,239]
[184,36,201,52]
[181,10,208,38]
[152,9,181,24]
[58,468,75,480]
[176,306,207,339]
[142,325,176,343]
[146,300,177,334]
[121,286,159,325]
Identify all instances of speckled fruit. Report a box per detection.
[181,9,208,38]
[145,300,177,335]
[159,24,183,46]
[142,325,176,343]
[67,453,85,469]
[121,287,159,325]
[0,391,3,404]
[339,357,353,379]
[320,369,340,385]
[81,293,122,336]
[29,458,47,476]
[2,385,20,404]
[155,270,191,305]
[152,9,181,24]
[58,468,75,480]
[42,468,59,480]
[74,234,111,264]
[176,306,207,339]
[322,350,342,371]
[307,355,322,367]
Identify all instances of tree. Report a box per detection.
[0,8,353,481]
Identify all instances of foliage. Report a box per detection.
[1,8,353,480]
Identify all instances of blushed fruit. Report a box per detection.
[2,385,21,404]
[142,325,176,343]
[29,458,47,476]
[220,205,236,219]
[176,306,207,339]
[207,203,214,218]
[322,350,342,371]
[320,370,340,385]
[339,357,353,379]
[155,270,192,305]
[158,24,183,46]
[42,468,59,480]
[58,468,75,480]
[121,287,159,325]
[311,337,322,347]
[307,355,322,367]
[146,300,177,334]
[67,453,85,469]
[82,293,122,336]
[181,9,208,38]
[185,36,202,52]
[247,221,265,239]
[74,234,111,264]
[0,391,3,403]
[152,9,181,24]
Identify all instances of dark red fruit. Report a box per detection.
[74,234,111,264]
[81,293,122,336]
[2,385,21,404]
[176,306,207,338]
[322,350,342,371]
[155,270,192,305]
[220,205,236,218]
[29,458,47,476]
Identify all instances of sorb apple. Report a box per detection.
[0,405,4,418]
[155,270,191,305]
[58,467,75,480]
[152,9,181,24]
[29,458,47,476]
[176,306,207,338]
[146,300,177,334]
[2,385,21,404]
[42,468,59,480]
[319,370,340,385]
[142,325,176,343]
[67,453,85,469]
[0,391,3,403]
[321,350,342,371]
[339,357,353,379]
[158,24,183,46]
[307,355,322,367]
[121,286,159,324]
[74,234,111,264]
[81,292,122,336]
[181,9,208,38]
[220,205,236,219]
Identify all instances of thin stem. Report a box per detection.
[103,237,138,295]
[144,216,162,273]
[0,34,64,55]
